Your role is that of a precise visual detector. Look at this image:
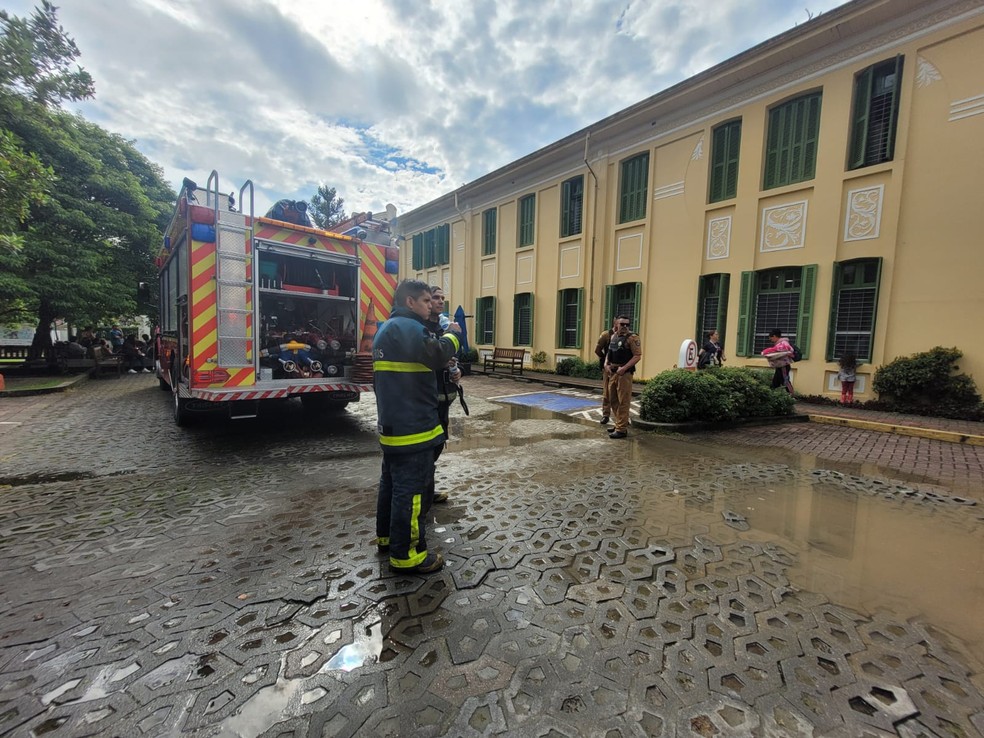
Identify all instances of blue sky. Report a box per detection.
[5,0,850,220]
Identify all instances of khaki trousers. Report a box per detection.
[606,370,634,432]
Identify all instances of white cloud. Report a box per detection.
[6,0,849,219]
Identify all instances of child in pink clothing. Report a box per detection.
[761,328,794,394]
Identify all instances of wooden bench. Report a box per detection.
[91,346,123,378]
[483,347,526,375]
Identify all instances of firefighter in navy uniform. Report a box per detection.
[373,280,461,574]
[427,286,463,503]
[603,315,642,439]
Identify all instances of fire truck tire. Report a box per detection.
[158,376,170,391]
[173,391,192,426]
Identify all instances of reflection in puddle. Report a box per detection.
[322,609,384,672]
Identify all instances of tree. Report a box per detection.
[309,185,346,229]
[0,3,173,358]
[0,1,94,106]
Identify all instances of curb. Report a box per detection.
[0,372,90,398]
[631,414,809,434]
[807,413,984,447]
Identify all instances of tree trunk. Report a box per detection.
[29,301,56,362]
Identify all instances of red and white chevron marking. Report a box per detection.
[190,384,373,402]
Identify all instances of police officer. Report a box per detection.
[603,315,642,439]
[594,318,618,425]
[373,279,461,574]
[427,286,462,503]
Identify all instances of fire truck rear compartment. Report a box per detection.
[256,246,361,382]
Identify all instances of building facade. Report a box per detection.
[399,0,984,398]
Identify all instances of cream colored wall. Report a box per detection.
[403,10,984,394]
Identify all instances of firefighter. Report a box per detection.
[604,315,642,439]
[428,286,462,503]
[373,279,461,574]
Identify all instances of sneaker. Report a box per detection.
[608,431,627,439]
[127,369,137,374]
[142,368,152,373]
[599,415,610,425]
[391,551,444,575]
[433,491,449,503]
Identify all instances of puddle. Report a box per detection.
[321,608,385,672]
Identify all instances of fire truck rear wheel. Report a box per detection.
[158,375,169,391]
[173,391,192,426]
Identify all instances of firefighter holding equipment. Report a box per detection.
[373,280,461,574]
[604,316,642,439]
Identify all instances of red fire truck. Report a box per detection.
[156,171,398,425]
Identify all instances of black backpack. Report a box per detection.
[790,344,803,362]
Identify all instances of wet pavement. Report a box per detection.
[1,374,983,736]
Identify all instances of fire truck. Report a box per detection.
[156,171,398,425]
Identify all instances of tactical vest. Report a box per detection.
[607,333,636,371]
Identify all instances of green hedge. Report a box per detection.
[873,346,982,420]
[639,366,795,423]
[555,356,603,380]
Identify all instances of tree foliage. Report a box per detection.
[309,184,346,229]
[0,3,173,356]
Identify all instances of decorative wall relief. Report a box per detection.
[481,260,496,290]
[559,244,581,279]
[916,56,942,87]
[706,216,732,260]
[653,181,685,200]
[691,137,704,160]
[950,93,984,122]
[760,201,808,252]
[616,233,643,271]
[844,185,884,242]
[516,253,534,285]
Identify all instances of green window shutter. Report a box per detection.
[519,195,535,247]
[439,224,450,264]
[764,107,783,189]
[555,290,563,348]
[736,271,755,356]
[825,261,843,361]
[575,288,583,349]
[412,234,423,270]
[717,273,731,346]
[476,298,482,343]
[802,94,822,181]
[849,67,873,169]
[632,282,642,333]
[604,285,614,329]
[560,181,571,238]
[695,276,708,341]
[490,296,496,344]
[796,264,818,359]
[529,294,535,346]
[710,121,741,202]
[724,125,740,200]
[885,56,904,162]
[868,257,883,360]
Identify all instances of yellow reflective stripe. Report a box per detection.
[390,493,427,568]
[373,360,432,373]
[376,537,389,546]
[444,333,460,351]
[379,424,444,447]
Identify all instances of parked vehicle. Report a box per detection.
[156,171,398,426]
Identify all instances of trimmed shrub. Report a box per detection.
[554,356,603,380]
[873,346,982,419]
[639,367,794,423]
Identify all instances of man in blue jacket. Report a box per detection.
[374,279,461,574]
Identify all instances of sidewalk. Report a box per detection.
[478,368,984,446]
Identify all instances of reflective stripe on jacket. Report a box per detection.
[373,307,461,453]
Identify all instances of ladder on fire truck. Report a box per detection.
[205,171,257,419]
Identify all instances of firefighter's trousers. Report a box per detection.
[377,449,435,568]
[606,370,634,432]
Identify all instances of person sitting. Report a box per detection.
[121,334,151,374]
[64,336,87,359]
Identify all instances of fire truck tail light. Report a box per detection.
[196,369,231,384]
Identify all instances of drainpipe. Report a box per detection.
[583,133,600,340]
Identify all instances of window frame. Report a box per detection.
[826,257,882,361]
[555,288,583,349]
[482,208,497,256]
[735,265,817,357]
[518,194,536,248]
[695,273,731,345]
[560,176,584,237]
[475,296,496,345]
[764,91,823,190]
[604,282,643,334]
[709,119,742,203]
[618,152,650,224]
[513,292,533,346]
[848,56,904,170]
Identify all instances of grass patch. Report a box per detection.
[1,376,74,392]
